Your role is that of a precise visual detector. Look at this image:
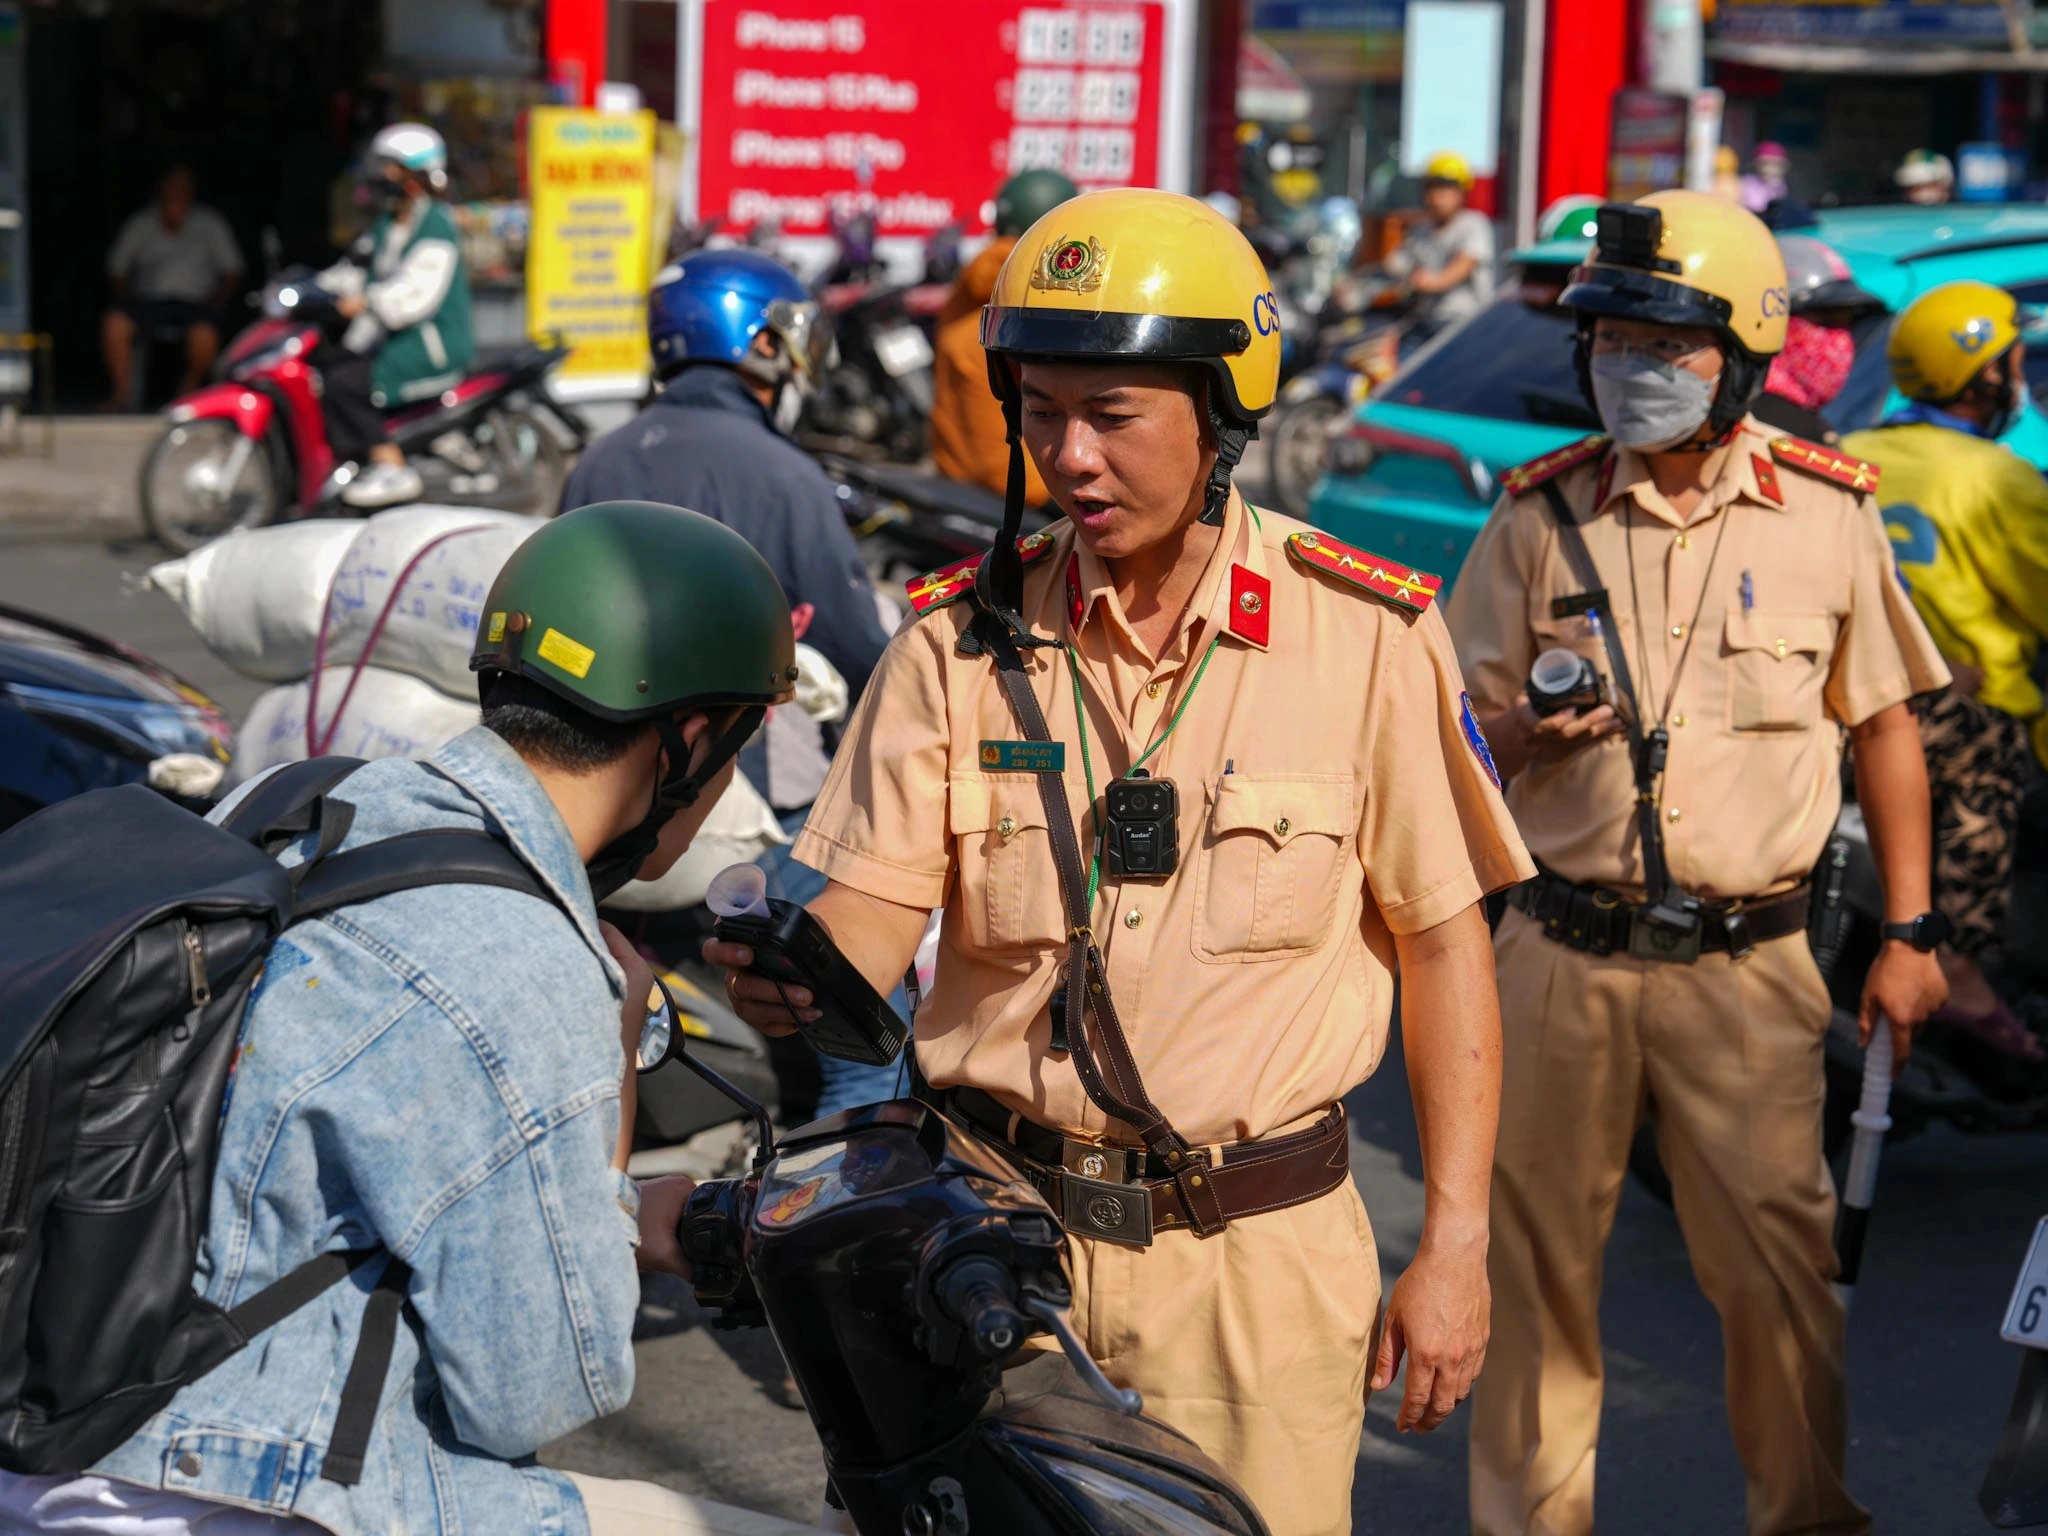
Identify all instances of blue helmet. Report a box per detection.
[646,250,830,395]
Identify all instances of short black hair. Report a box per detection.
[480,670,652,772]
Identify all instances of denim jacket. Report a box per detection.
[91,729,639,1536]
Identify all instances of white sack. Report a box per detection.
[319,507,545,696]
[230,665,480,784]
[148,506,544,696]
[145,521,359,682]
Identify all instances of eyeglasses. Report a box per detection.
[1588,332,1716,366]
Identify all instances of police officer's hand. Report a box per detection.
[1373,1233,1490,1432]
[1488,698,1625,779]
[1521,700,1625,763]
[701,937,821,1038]
[1859,941,1948,1069]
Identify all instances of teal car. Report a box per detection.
[1305,204,2048,589]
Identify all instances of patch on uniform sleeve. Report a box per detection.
[1460,692,1502,789]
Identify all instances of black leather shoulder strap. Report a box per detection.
[1535,480,1679,905]
[292,828,553,919]
[221,757,366,844]
[976,613,1227,1235]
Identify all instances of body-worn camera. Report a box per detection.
[1104,774,1178,879]
[1526,647,1603,717]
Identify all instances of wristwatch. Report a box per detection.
[1880,912,1952,952]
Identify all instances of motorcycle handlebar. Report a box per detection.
[933,1255,1029,1359]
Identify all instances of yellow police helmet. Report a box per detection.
[1423,150,1474,190]
[980,187,1280,426]
[1887,280,2020,402]
[1563,189,1789,359]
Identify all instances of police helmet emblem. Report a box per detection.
[1032,235,1107,293]
[1953,318,1996,355]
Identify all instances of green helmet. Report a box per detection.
[993,167,1079,237]
[472,499,796,719]
[472,500,797,897]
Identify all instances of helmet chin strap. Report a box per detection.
[584,707,767,903]
[1201,384,1252,526]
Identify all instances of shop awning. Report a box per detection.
[1239,34,1313,121]
[1708,37,2048,72]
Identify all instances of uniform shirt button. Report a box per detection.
[997,815,1016,841]
[176,1453,202,1477]
[1146,680,1162,699]
[1676,533,1691,550]
[1673,713,1687,728]
[1124,908,1144,929]
[1670,624,1686,638]
[1667,807,1682,823]
[1274,816,1291,837]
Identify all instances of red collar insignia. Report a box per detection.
[1227,563,1271,647]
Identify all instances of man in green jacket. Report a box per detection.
[321,123,475,509]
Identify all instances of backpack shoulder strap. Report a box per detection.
[292,828,555,919]
[220,757,367,842]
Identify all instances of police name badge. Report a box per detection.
[980,741,1065,773]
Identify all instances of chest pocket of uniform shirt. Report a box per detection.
[1724,611,1835,731]
[949,775,1066,955]
[1193,774,1355,962]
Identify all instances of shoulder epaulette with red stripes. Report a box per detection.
[1499,435,1610,498]
[1285,530,1441,614]
[904,529,1057,616]
[1769,435,1880,495]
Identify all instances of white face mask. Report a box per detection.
[770,380,806,436]
[1589,349,1719,451]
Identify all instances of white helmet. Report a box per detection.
[369,123,448,193]
[1895,149,1954,191]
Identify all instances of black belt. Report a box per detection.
[1507,867,1810,961]
[937,1086,1351,1249]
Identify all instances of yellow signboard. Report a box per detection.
[527,107,657,378]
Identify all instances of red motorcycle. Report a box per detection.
[140,268,590,553]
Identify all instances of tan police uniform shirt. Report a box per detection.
[793,490,1533,1147]
[1447,416,1950,902]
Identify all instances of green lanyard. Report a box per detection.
[1065,634,1222,912]
[1061,505,1252,913]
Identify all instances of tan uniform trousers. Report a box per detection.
[1059,1177,1382,1536]
[1470,909,1866,1536]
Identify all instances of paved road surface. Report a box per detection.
[3,523,2043,1532]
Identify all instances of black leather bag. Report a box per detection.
[0,758,552,1481]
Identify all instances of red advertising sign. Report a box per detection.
[683,0,1190,239]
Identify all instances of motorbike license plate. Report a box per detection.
[2000,1216,2048,1348]
[874,326,934,378]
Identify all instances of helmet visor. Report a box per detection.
[765,298,832,381]
[1562,263,1734,333]
[981,307,1253,365]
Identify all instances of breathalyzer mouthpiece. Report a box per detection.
[705,863,773,919]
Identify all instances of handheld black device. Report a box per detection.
[712,898,909,1067]
[1104,774,1179,879]
[1526,647,1603,718]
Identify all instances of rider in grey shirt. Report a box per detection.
[1384,151,1496,350]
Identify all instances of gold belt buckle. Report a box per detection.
[1058,1141,1153,1248]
